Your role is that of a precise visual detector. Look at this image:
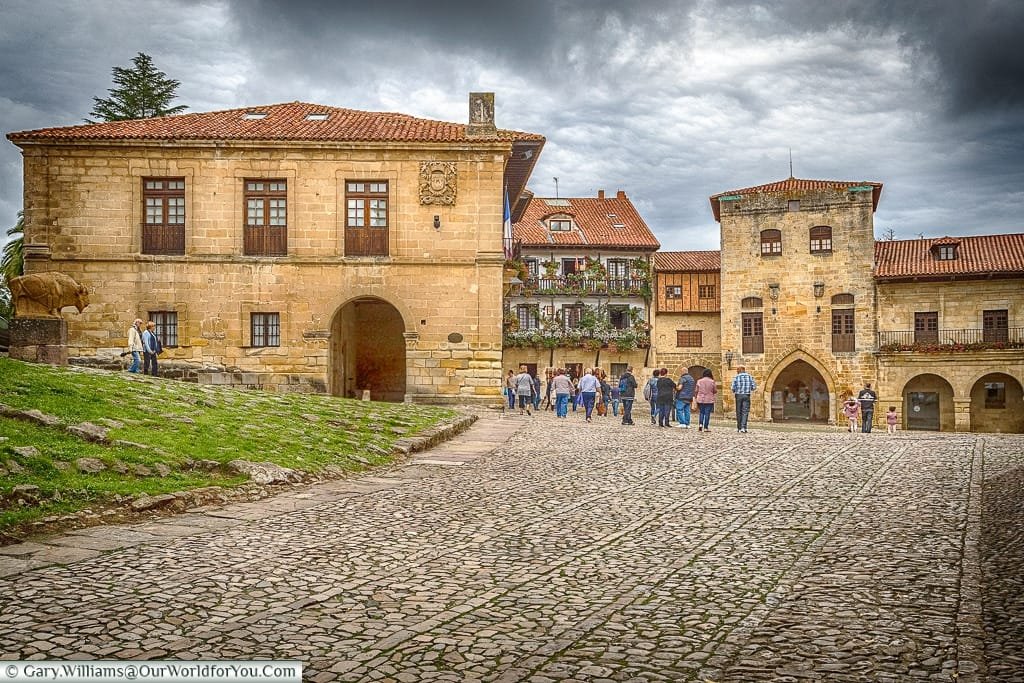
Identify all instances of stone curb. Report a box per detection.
[390,414,478,456]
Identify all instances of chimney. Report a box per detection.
[598,189,605,199]
[616,190,627,199]
[466,92,496,137]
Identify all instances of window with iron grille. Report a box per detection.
[914,311,938,343]
[983,309,1009,343]
[142,178,185,254]
[831,309,855,352]
[676,330,703,347]
[760,229,782,255]
[742,313,764,353]
[345,181,389,256]
[563,305,584,329]
[251,312,281,347]
[665,285,682,299]
[147,311,178,347]
[698,284,716,299]
[609,305,629,330]
[517,304,539,330]
[244,180,287,256]
[809,226,832,254]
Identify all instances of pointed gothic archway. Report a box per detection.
[330,297,407,402]
[770,359,831,422]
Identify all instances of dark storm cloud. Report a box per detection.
[716,0,1024,118]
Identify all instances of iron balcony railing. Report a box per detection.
[507,276,651,297]
[877,327,1024,352]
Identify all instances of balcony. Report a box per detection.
[506,276,651,298]
[504,326,651,351]
[877,328,1024,353]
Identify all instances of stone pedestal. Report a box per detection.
[9,318,68,365]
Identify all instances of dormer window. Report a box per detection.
[937,245,957,260]
[549,217,572,231]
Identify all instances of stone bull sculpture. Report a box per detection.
[9,272,90,318]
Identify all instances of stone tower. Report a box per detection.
[710,178,882,424]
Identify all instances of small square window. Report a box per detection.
[666,286,682,300]
[937,245,957,260]
[698,285,716,299]
[788,200,800,212]
[252,313,280,347]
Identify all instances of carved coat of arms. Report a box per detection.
[419,161,457,205]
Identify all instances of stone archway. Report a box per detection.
[770,359,831,422]
[902,374,955,431]
[969,372,1024,433]
[330,297,407,402]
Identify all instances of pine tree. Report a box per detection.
[88,53,188,123]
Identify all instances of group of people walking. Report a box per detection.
[508,365,897,435]
[126,318,162,376]
[505,364,758,433]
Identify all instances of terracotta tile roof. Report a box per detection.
[6,101,545,144]
[513,192,660,250]
[709,177,882,221]
[653,251,721,272]
[874,233,1024,280]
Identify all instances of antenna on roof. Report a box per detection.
[788,148,794,178]
[553,177,559,199]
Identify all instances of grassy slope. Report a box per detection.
[0,357,457,530]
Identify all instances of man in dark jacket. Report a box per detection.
[858,382,878,433]
[675,371,696,428]
[619,366,638,425]
[656,368,677,427]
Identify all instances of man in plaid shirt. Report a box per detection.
[731,366,757,433]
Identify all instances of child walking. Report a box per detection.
[843,397,859,433]
[886,406,899,434]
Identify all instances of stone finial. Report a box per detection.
[467,92,496,137]
[9,271,89,318]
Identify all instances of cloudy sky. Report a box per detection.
[2,0,1023,251]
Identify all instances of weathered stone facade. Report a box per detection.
[653,180,1023,432]
[9,100,544,403]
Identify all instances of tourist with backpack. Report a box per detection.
[675,370,696,429]
[644,371,659,424]
[619,366,638,425]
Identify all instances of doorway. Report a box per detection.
[771,360,829,422]
[330,297,406,402]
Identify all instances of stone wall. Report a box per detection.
[718,186,878,420]
[19,141,512,402]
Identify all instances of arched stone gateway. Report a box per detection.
[902,374,955,431]
[970,373,1024,433]
[769,359,831,423]
[330,297,407,402]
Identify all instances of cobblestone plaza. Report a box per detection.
[1,414,1022,682]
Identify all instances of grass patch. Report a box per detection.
[0,357,459,532]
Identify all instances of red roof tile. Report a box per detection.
[874,233,1024,280]
[653,251,721,272]
[709,177,882,221]
[513,193,659,250]
[6,101,545,144]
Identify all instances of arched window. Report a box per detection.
[809,226,832,254]
[760,229,782,255]
[831,293,854,305]
[741,296,763,309]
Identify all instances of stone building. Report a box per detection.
[6,95,544,403]
[501,190,659,381]
[653,177,1024,432]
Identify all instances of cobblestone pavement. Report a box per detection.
[1,411,1022,682]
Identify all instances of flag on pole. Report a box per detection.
[503,186,513,258]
